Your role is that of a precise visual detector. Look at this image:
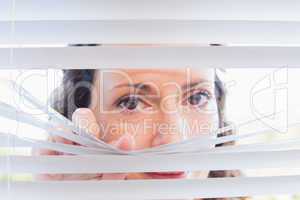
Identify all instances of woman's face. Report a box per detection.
[90,69,219,179]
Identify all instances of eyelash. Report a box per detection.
[185,89,212,108]
[115,95,144,113]
[115,89,212,113]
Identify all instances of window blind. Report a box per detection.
[2,0,300,45]
[1,1,300,200]
[2,20,300,45]
[1,0,300,21]
[2,176,300,200]
[1,46,300,68]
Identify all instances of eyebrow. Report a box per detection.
[112,80,211,94]
[181,79,212,91]
[112,83,152,92]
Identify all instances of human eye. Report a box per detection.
[186,90,211,108]
[115,95,151,113]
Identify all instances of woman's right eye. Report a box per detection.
[117,96,140,111]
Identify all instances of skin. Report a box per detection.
[37,69,219,181]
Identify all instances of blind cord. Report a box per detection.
[7,0,16,199]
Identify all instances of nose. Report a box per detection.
[151,112,187,147]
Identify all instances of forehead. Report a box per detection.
[96,69,215,86]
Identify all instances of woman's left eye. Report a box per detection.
[187,91,210,107]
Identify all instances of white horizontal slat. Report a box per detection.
[1,46,300,69]
[1,150,300,173]
[2,133,300,155]
[0,46,10,66]
[0,0,11,21]
[1,176,300,199]
[1,0,300,21]
[1,20,300,45]
[0,134,31,147]
[0,134,112,155]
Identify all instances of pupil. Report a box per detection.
[189,94,202,105]
[125,98,138,110]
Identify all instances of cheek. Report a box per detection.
[180,98,220,138]
[98,114,157,150]
[182,111,219,139]
[131,124,155,150]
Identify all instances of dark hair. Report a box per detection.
[51,69,247,200]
